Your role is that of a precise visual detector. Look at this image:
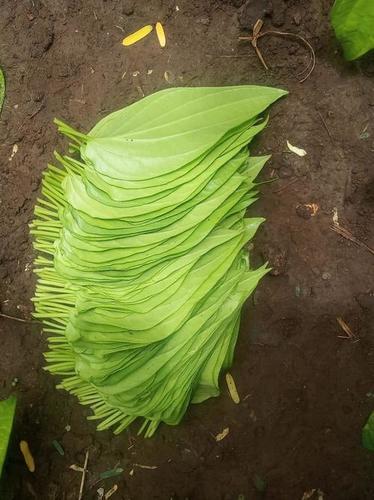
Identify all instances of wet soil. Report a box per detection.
[0,1,373,499]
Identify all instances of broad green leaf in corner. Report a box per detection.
[362,411,374,451]
[331,0,374,60]
[0,396,16,477]
[0,67,5,113]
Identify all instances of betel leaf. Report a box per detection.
[0,396,16,477]
[0,67,5,113]
[331,0,374,60]
[31,86,286,437]
[362,411,374,451]
[82,86,286,180]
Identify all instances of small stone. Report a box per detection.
[322,272,331,280]
[164,71,175,84]
[293,11,302,25]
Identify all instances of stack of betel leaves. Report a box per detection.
[31,86,286,437]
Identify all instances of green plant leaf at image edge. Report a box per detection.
[362,411,374,451]
[0,396,17,477]
[331,0,374,60]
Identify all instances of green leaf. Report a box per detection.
[0,67,5,114]
[52,439,65,456]
[0,396,16,477]
[99,467,124,479]
[253,474,267,493]
[58,86,286,181]
[331,0,374,60]
[362,411,374,451]
[32,86,286,437]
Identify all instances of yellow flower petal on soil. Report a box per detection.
[215,427,230,442]
[225,372,240,404]
[286,140,307,157]
[156,22,166,48]
[122,25,153,47]
[19,440,35,472]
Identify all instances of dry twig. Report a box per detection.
[78,450,89,500]
[272,177,300,194]
[133,463,158,470]
[317,110,334,143]
[239,19,316,83]
[336,317,359,343]
[0,312,38,323]
[105,485,118,499]
[330,224,374,257]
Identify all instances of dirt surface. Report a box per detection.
[0,0,373,499]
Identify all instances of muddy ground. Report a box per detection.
[0,0,373,499]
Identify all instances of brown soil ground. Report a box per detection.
[0,1,373,499]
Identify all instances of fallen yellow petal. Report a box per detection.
[215,427,230,442]
[122,25,153,46]
[286,140,307,157]
[225,372,240,404]
[156,22,166,48]
[20,440,35,472]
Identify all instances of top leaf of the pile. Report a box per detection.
[331,0,374,60]
[79,86,287,180]
[363,411,374,451]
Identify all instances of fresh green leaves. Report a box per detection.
[0,396,16,477]
[331,0,374,60]
[99,467,124,480]
[362,411,374,451]
[32,86,286,436]
[0,67,5,114]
